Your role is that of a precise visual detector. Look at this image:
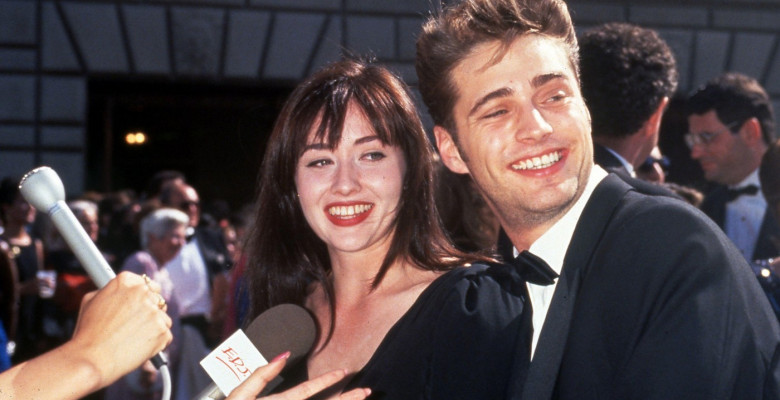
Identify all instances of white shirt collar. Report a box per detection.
[525,164,609,275]
[729,169,761,191]
[512,165,608,358]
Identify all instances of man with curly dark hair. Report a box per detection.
[580,22,678,185]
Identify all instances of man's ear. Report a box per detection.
[434,125,470,174]
[643,97,669,139]
[739,117,763,145]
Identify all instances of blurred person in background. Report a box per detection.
[159,181,231,400]
[579,22,678,200]
[761,138,780,239]
[0,176,48,364]
[0,239,16,372]
[686,72,780,262]
[105,207,188,400]
[43,200,100,346]
[221,206,253,337]
[757,138,780,319]
[142,170,186,203]
[635,146,669,184]
[97,189,139,271]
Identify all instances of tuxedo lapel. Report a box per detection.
[519,174,632,400]
[700,186,728,227]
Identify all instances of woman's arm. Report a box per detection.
[0,272,173,400]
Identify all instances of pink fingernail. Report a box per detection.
[271,351,291,362]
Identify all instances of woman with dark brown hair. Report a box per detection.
[244,58,528,399]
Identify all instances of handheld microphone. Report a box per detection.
[19,166,116,287]
[194,303,316,399]
[18,167,168,370]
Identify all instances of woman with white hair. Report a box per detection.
[105,207,189,400]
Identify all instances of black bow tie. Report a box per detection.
[726,185,759,202]
[511,250,559,286]
[185,227,196,243]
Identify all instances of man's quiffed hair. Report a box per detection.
[686,72,776,146]
[416,0,577,134]
[580,22,678,139]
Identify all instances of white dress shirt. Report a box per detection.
[724,169,767,261]
[165,236,212,317]
[515,165,608,359]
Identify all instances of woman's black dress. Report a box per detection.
[274,261,531,399]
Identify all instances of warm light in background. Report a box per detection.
[125,132,147,145]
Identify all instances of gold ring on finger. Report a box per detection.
[157,294,166,310]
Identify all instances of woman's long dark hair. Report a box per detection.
[245,58,485,332]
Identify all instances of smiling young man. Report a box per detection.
[416,0,780,398]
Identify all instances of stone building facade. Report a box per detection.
[1,0,779,198]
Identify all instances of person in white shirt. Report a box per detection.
[685,71,780,261]
[159,181,232,400]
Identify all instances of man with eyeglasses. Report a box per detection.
[159,181,232,399]
[685,72,780,262]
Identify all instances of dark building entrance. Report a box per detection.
[87,79,292,209]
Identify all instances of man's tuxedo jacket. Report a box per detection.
[700,185,780,262]
[506,174,780,399]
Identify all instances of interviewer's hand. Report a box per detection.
[226,354,370,400]
[68,271,173,388]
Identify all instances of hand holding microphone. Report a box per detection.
[0,271,173,400]
[20,167,169,361]
[69,272,174,388]
[18,166,172,395]
[196,304,370,400]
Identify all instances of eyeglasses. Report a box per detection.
[684,121,742,149]
[179,200,200,210]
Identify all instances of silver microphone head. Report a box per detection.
[19,166,66,212]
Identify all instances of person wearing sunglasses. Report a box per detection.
[158,181,232,400]
[685,72,780,262]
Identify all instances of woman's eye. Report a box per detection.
[363,151,386,161]
[306,159,331,168]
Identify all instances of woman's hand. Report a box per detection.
[68,271,173,388]
[0,272,174,400]
[226,354,370,400]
